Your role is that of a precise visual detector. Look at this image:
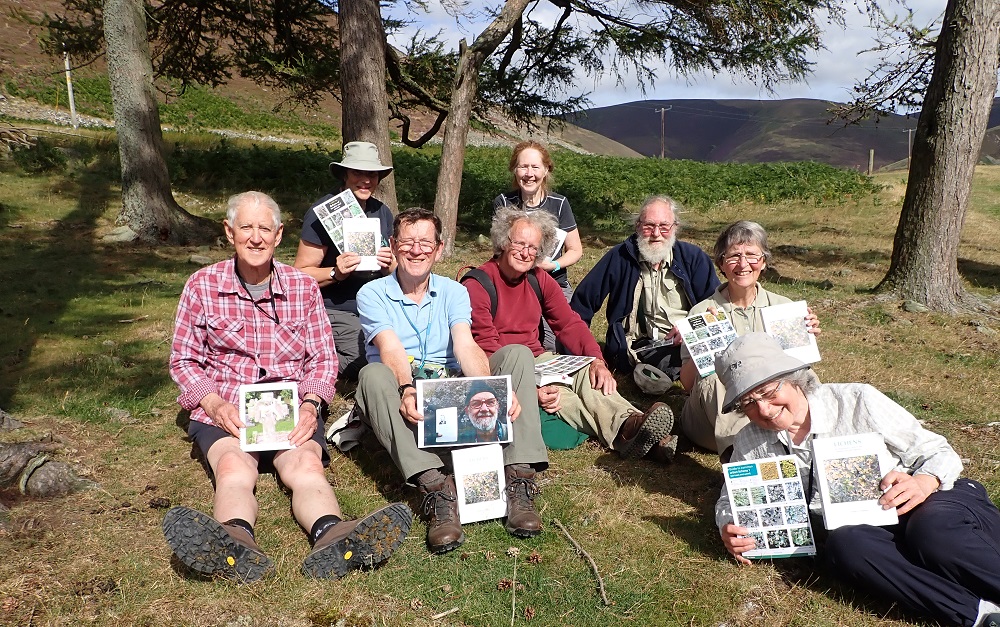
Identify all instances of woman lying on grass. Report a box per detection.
[714,333,1000,627]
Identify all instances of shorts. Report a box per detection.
[188,417,331,471]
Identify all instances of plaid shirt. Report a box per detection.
[715,383,963,529]
[170,258,338,425]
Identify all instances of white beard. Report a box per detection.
[468,410,498,432]
[637,233,675,266]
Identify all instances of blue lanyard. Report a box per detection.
[402,287,434,372]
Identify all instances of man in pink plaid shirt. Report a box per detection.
[163,191,411,582]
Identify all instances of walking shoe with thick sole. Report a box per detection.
[616,402,675,460]
[301,502,413,579]
[162,506,273,583]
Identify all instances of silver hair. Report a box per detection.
[634,195,682,234]
[226,191,281,228]
[713,220,772,268]
[490,205,558,260]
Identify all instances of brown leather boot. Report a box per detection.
[301,503,413,579]
[162,506,273,583]
[419,474,465,554]
[613,402,674,459]
[504,464,542,538]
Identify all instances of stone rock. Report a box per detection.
[102,226,139,243]
[775,245,809,256]
[903,300,930,313]
[476,234,490,246]
[818,279,834,290]
[860,263,880,271]
[189,254,214,265]
[0,409,23,431]
[969,320,996,336]
[835,268,852,277]
[22,460,98,497]
[102,407,136,424]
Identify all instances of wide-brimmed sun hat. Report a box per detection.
[633,363,673,395]
[716,333,809,413]
[329,141,394,179]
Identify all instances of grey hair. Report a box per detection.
[634,195,682,233]
[227,191,281,228]
[490,206,558,259]
[713,220,772,269]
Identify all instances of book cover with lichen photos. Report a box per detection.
[723,455,817,559]
[812,433,898,530]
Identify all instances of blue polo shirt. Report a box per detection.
[358,272,472,371]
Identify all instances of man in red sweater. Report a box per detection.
[463,207,676,462]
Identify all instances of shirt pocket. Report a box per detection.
[273,322,307,366]
[206,316,247,354]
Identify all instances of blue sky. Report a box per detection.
[385,0,948,109]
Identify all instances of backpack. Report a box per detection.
[460,267,543,319]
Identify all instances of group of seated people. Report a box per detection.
[162,140,1000,627]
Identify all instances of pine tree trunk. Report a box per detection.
[340,0,397,212]
[103,0,216,244]
[433,0,530,257]
[877,0,1000,311]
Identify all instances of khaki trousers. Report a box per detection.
[356,344,549,483]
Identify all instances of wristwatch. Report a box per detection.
[301,398,321,412]
[329,268,340,282]
[398,382,416,397]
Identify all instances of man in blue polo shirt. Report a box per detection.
[355,208,548,555]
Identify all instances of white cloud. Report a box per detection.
[385,0,953,108]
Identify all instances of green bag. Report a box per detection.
[539,408,588,450]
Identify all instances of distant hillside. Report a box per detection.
[564,98,1000,170]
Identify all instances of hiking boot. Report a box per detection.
[613,402,674,459]
[419,474,465,554]
[162,506,273,583]
[981,613,1000,627]
[302,503,413,579]
[504,464,542,538]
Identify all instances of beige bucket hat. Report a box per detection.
[716,333,809,413]
[329,141,393,179]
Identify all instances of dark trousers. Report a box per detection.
[824,479,1000,626]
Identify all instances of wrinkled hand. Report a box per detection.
[537,385,562,413]
[203,395,243,438]
[288,401,318,447]
[332,252,362,280]
[588,359,617,395]
[879,471,939,515]
[508,390,522,422]
[399,387,422,425]
[805,307,821,335]
[376,246,394,269]
[720,523,756,566]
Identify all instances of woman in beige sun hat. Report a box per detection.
[714,332,1000,627]
[294,141,396,381]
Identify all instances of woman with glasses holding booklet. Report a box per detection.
[678,221,821,461]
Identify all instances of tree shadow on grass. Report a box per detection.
[958,257,1000,291]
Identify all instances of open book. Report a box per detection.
[308,188,366,252]
[238,382,298,452]
[534,354,595,387]
[760,300,821,364]
[812,433,898,530]
[676,311,739,377]
[722,455,817,558]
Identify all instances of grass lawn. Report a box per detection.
[0,143,998,627]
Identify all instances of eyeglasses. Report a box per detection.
[735,381,784,413]
[723,252,764,266]
[508,239,540,257]
[639,222,678,235]
[395,238,438,252]
[468,398,498,410]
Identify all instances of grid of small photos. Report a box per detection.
[677,311,739,377]
[722,455,817,558]
[310,188,366,251]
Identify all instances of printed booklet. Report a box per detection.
[722,455,817,558]
[238,382,298,452]
[452,443,507,524]
[676,311,739,377]
[342,217,382,271]
[812,433,898,530]
[760,300,821,364]
[534,354,595,387]
[416,376,513,448]
[308,188,366,252]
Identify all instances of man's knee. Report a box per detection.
[491,344,534,373]
[274,443,327,487]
